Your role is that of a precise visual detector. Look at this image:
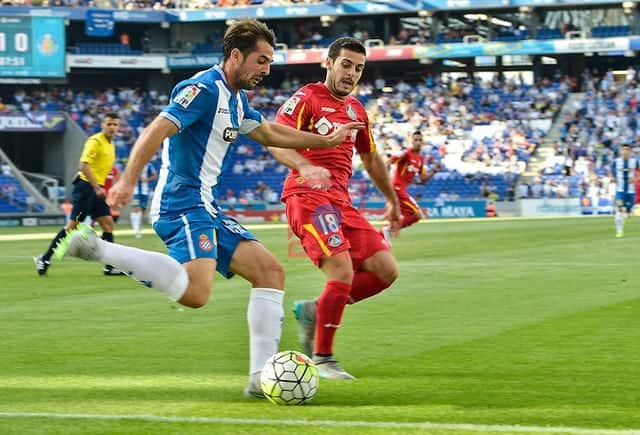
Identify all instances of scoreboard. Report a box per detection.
[0,16,65,78]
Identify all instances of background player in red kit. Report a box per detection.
[381,130,441,244]
[103,164,121,223]
[270,37,401,379]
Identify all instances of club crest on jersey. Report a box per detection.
[346,104,357,121]
[223,127,239,142]
[282,96,300,115]
[314,117,333,136]
[174,85,201,108]
[327,234,343,248]
[198,234,213,252]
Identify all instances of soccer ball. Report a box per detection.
[260,350,319,405]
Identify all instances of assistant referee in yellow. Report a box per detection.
[35,112,123,276]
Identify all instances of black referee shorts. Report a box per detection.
[70,178,111,222]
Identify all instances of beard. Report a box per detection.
[234,66,264,90]
[331,76,352,97]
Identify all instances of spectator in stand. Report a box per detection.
[61,198,73,224]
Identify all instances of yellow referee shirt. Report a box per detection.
[78,132,115,186]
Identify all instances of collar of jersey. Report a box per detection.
[213,64,236,95]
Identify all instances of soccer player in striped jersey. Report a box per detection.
[130,162,157,238]
[54,19,362,397]
[611,144,639,238]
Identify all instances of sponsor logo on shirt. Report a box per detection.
[223,127,239,142]
[174,85,201,108]
[217,107,230,115]
[321,107,336,112]
[314,117,333,135]
[282,96,300,115]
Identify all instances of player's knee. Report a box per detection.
[180,284,211,309]
[323,257,354,283]
[252,257,285,289]
[379,259,399,285]
[337,267,354,284]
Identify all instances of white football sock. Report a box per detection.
[615,211,624,233]
[97,239,188,301]
[247,288,284,375]
[131,211,142,233]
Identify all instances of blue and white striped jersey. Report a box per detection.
[134,163,157,196]
[612,157,639,194]
[150,65,263,221]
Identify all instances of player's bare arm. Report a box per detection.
[361,151,402,228]
[268,147,331,189]
[420,162,442,183]
[108,116,177,208]
[248,120,365,149]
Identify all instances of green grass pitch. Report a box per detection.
[0,217,639,434]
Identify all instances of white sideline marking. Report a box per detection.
[0,412,637,434]
[0,215,611,243]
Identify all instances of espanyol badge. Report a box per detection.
[346,104,357,121]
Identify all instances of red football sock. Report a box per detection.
[401,213,420,229]
[348,271,390,304]
[314,280,351,356]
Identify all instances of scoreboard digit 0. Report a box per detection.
[0,16,65,78]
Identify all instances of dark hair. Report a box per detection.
[222,19,276,61]
[103,112,119,120]
[412,130,423,136]
[622,143,632,148]
[327,37,366,60]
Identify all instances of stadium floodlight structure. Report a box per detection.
[622,1,636,14]
[364,39,384,48]
[320,15,336,28]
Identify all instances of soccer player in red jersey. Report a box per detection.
[270,37,402,379]
[381,130,441,244]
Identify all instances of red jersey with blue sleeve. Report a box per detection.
[274,82,376,200]
[391,149,425,190]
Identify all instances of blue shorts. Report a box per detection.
[132,194,149,210]
[616,192,635,212]
[153,208,257,279]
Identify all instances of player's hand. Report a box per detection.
[384,202,402,237]
[435,162,443,172]
[325,122,366,147]
[299,163,331,190]
[107,180,134,208]
[94,186,106,198]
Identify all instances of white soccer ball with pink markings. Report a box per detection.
[260,350,319,405]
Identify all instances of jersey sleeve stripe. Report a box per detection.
[160,111,182,131]
[368,127,376,152]
[239,118,261,134]
[302,224,331,256]
[296,103,306,130]
[403,200,420,213]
